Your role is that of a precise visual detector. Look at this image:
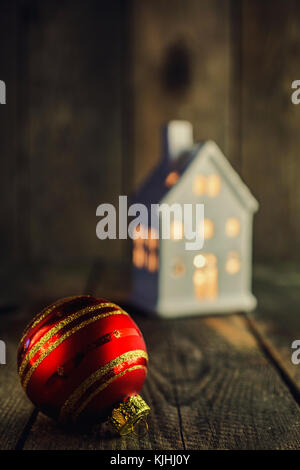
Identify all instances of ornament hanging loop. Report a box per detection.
[131,416,149,438]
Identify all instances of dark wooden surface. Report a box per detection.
[251,264,300,389]
[1,265,300,450]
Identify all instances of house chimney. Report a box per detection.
[162,120,193,161]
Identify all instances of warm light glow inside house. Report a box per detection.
[133,246,144,268]
[148,252,158,272]
[132,225,159,272]
[193,254,206,268]
[172,258,186,277]
[193,174,221,197]
[193,269,206,285]
[170,220,183,240]
[226,251,241,274]
[146,227,159,249]
[226,217,240,237]
[131,125,258,317]
[165,171,179,188]
[206,174,221,197]
[193,253,218,300]
[193,174,206,195]
[202,218,214,240]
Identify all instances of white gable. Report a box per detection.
[161,140,259,213]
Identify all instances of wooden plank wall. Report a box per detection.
[0,1,18,305]
[0,0,127,303]
[129,0,234,188]
[241,0,300,262]
[24,0,124,265]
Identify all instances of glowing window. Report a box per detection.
[205,253,217,267]
[226,218,240,237]
[206,174,221,197]
[193,253,218,300]
[148,252,158,272]
[193,269,206,286]
[133,247,145,268]
[226,251,241,274]
[165,171,179,188]
[148,227,159,239]
[193,268,218,299]
[133,237,143,248]
[172,259,186,277]
[202,219,214,240]
[147,238,158,250]
[170,220,183,241]
[146,227,159,250]
[193,254,206,268]
[193,174,206,195]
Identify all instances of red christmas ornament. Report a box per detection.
[17,295,150,435]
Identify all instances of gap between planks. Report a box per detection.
[245,313,300,406]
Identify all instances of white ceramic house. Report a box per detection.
[130,121,259,317]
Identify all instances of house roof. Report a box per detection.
[132,140,259,213]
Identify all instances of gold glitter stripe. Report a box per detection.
[18,302,120,378]
[73,365,147,421]
[21,309,128,390]
[59,350,148,420]
[19,296,86,346]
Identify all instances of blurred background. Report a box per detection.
[1,0,300,308]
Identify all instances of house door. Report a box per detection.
[193,253,218,300]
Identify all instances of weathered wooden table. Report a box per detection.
[1,264,300,450]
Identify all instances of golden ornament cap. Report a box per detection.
[109,395,150,436]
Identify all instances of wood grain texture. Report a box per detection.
[129,0,233,189]
[21,310,300,450]
[251,263,300,388]
[241,0,300,261]
[0,0,129,304]
[26,0,124,266]
[166,314,300,449]
[0,1,19,306]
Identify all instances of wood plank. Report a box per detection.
[0,308,35,450]
[241,0,300,260]
[251,263,300,389]
[129,0,234,190]
[0,0,19,306]
[168,313,300,449]
[22,0,125,271]
[22,310,300,449]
